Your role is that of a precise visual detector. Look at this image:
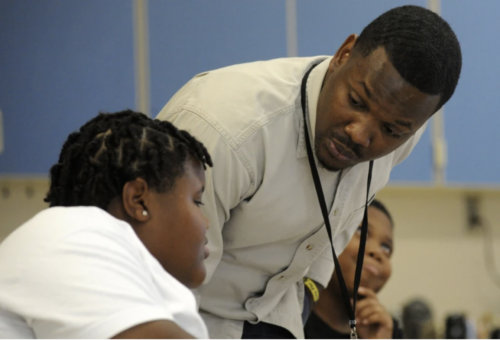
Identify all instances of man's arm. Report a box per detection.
[304,221,358,290]
[302,245,331,323]
[302,277,325,323]
[302,208,365,321]
[158,109,253,283]
[305,245,335,289]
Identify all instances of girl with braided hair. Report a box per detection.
[0,110,213,339]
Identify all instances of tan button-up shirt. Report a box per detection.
[157,56,425,339]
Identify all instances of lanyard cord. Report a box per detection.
[300,63,373,339]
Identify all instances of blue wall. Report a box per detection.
[148,0,287,115]
[0,0,135,174]
[0,0,498,185]
[442,0,500,184]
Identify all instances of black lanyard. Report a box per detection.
[301,63,373,339]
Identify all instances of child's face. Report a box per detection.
[337,205,393,294]
[141,158,209,289]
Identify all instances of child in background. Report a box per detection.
[0,110,212,339]
[304,199,403,339]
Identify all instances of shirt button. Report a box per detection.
[306,244,314,251]
[333,209,338,216]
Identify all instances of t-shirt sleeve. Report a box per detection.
[15,226,176,339]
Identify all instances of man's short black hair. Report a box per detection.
[354,5,462,112]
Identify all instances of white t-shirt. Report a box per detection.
[0,206,208,339]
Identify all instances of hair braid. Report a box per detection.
[45,110,212,209]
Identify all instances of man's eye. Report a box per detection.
[384,125,401,139]
[194,200,204,207]
[349,94,364,109]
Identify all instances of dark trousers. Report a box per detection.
[242,321,296,339]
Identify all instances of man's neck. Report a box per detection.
[313,284,351,334]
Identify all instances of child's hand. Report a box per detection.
[355,287,393,339]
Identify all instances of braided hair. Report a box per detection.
[45,110,212,209]
[353,5,462,112]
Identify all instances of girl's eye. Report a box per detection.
[194,200,204,207]
[381,243,392,255]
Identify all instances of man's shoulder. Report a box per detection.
[193,56,329,107]
[204,56,327,85]
[158,56,329,147]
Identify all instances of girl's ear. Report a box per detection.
[122,178,151,222]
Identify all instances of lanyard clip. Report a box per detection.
[350,326,358,339]
[349,320,358,339]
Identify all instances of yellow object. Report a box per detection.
[303,278,320,303]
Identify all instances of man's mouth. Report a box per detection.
[327,139,357,162]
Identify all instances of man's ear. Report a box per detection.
[329,34,358,71]
[122,178,150,222]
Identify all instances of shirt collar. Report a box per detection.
[297,57,332,159]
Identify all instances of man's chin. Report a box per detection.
[317,153,347,172]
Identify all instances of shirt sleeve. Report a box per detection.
[157,107,252,284]
[306,200,366,288]
[305,245,334,288]
[15,227,179,339]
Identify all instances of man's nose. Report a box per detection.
[344,117,373,148]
